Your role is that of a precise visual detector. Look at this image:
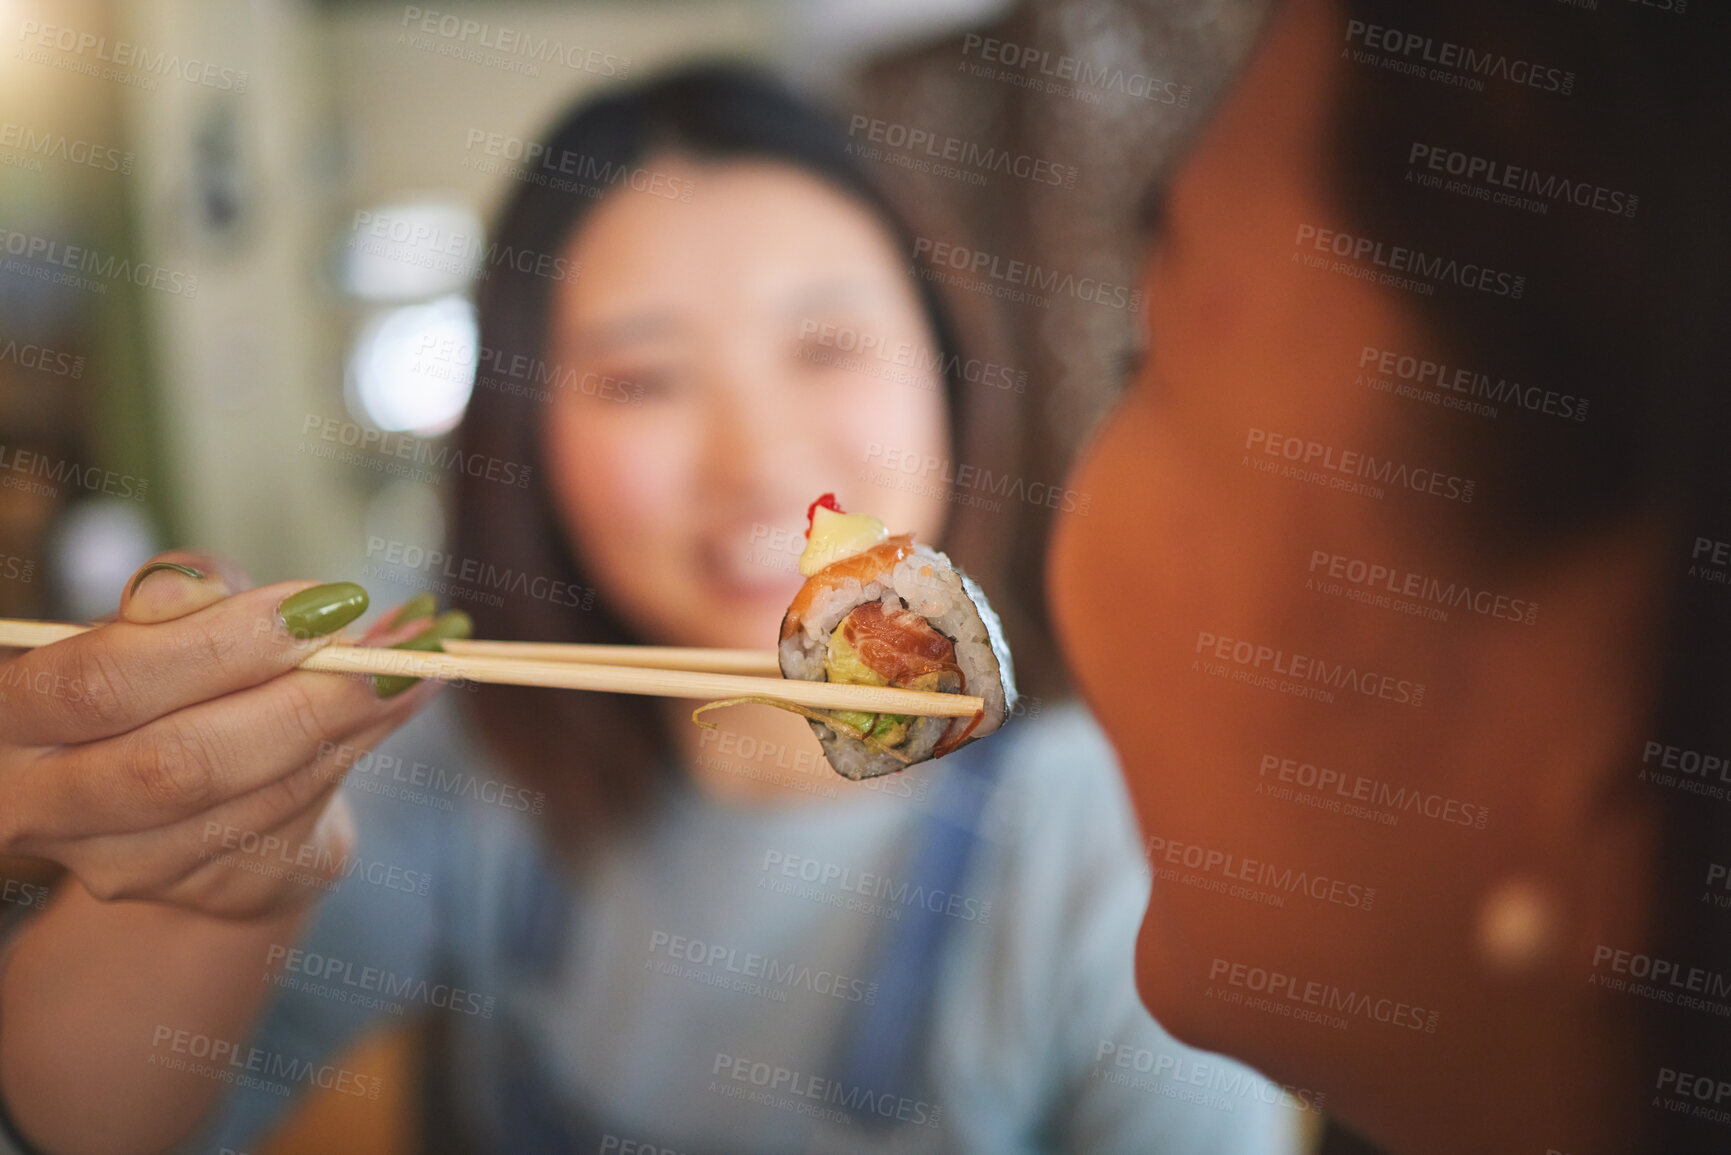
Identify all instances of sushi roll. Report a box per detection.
[777,495,1017,779]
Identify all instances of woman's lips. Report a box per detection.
[703,532,807,603]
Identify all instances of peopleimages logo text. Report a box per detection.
[16,21,250,91]
[0,228,198,297]
[847,116,1077,188]
[912,237,1140,310]
[398,8,629,76]
[1343,19,1573,95]
[1294,225,1523,299]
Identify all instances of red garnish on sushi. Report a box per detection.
[804,493,844,538]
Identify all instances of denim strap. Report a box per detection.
[829,736,1001,1127]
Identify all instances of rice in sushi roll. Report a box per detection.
[776,495,1017,780]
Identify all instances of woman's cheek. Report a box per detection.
[573,412,691,524]
[550,401,696,595]
[830,383,950,532]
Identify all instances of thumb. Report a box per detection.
[119,552,248,625]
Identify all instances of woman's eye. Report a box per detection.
[795,336,845,373]
[610,366,679,400]
[791,317,891,377]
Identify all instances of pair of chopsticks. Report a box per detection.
[0,620,984,718]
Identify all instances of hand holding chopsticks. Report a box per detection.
[0,619,985,718]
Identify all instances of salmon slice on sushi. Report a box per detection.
[776,494,1017,779]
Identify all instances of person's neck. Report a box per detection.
[1345,971,1646,1155]
[663,698,842,805]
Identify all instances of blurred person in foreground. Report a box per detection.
[1051,0,1731,1152]
[0,67,1301,1155]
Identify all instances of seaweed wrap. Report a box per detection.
[777,495,1017,779]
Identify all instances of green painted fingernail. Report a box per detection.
[373,609,474,698]
[428,609,474,642]
[277,582,370,641]
[128,561,204,598]
[388,592,437,629]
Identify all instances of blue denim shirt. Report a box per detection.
[3,701,1304,1155]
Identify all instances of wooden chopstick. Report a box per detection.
[0,620,984,718]
[0,620,83,648]
[317,648,983,716]
[441,639,781,676]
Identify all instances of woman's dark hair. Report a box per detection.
[450,64,971,842]
[1327,2,1731,1150]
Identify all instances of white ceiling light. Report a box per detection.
[345,293,477,436]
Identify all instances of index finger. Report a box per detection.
[2,580,370,748]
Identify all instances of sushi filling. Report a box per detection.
[823,601,962,749]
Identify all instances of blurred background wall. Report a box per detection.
[0,0,1001,622]
[0,1,1279,1151]
[0,0,1264,636]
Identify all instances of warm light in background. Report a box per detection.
[338,197,483,437]
[345,292,478,436]
[47,499,158,621]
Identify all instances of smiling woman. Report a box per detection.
[541,158,948,650]
[180,63,1293,1155]
[0,61,1304,1155]
[452,67,966,835]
